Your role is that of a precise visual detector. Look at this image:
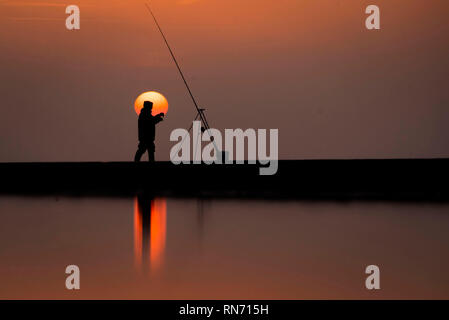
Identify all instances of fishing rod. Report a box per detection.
[144,2,211,133]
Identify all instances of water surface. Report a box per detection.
[0,196,448,299]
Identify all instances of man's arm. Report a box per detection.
[153,113,164,124]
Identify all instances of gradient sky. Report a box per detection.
[0,0,448,161]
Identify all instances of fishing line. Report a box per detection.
[145,1,222,161]
[144,2,210,131]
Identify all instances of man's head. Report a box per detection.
[143,101,153,110]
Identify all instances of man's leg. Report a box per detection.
[134,142,146,162]
[148,142,155,162]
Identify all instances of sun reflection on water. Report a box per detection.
[134,196,166,273]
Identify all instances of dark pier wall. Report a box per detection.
[0,159,447,200]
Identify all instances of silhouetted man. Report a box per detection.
[134,101,164,162]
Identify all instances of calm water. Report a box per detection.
[0,196,448,299]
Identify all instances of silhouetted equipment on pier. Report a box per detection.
[0,159,448,201]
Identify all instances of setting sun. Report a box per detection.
[134,91,169,116]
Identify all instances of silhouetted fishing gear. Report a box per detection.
[144,2,215,142]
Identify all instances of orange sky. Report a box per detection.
[0,0,448,161]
